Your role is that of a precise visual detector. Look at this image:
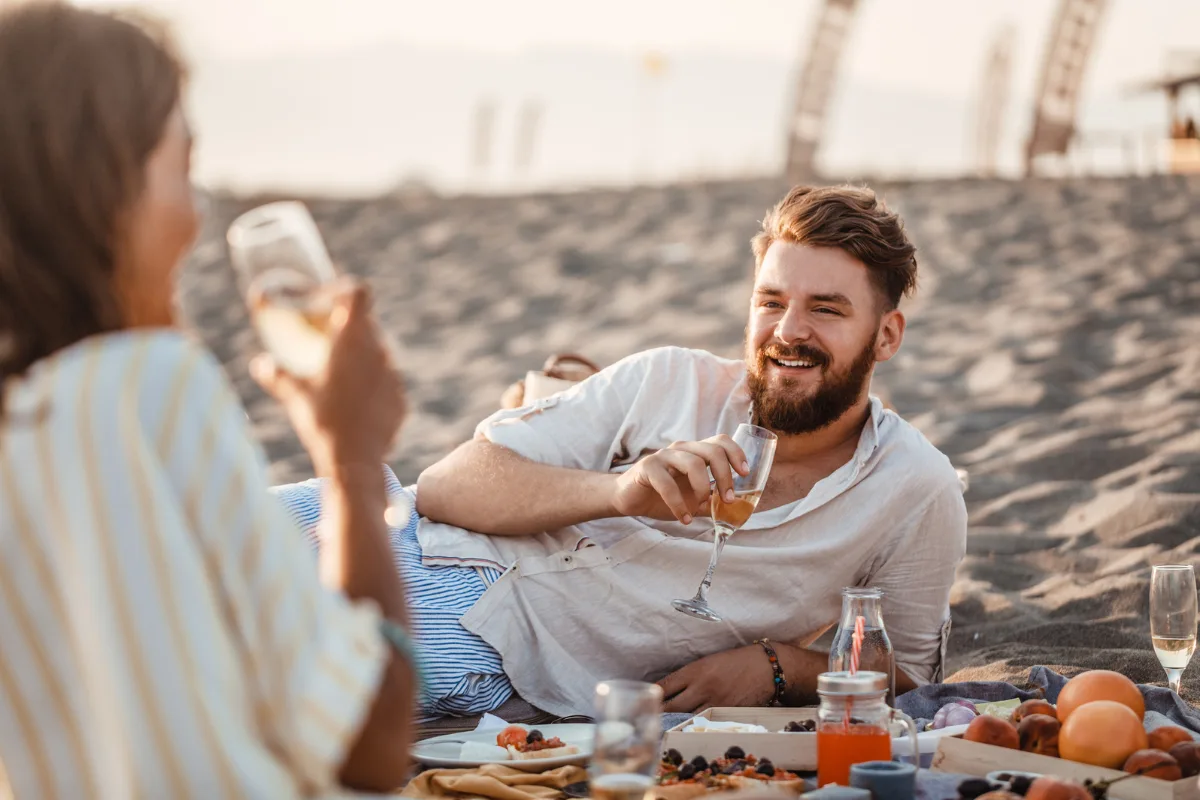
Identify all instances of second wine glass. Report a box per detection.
[1150,564,1197,696]
[672,423,776,622]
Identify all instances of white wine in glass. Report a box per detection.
[672,423,776,622]
[1150,564,1198,695]
[227,201,337,378]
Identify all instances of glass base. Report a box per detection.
[672,597,724,622]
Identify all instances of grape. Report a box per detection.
[933,700,979,729]
[943,705,978,726]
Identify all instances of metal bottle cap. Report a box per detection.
[816,671,889,695]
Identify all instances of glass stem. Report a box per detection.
[1166,668,1184,696]
[694,526,732,603]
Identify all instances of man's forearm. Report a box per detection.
[416,439,619,534]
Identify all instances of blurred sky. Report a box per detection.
[76,0,1200,194]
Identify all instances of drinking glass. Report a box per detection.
[228,201,407,526]
[828,587,896,706]
[672,423,777,622]
[1150,564,1197,695]
[227,201,338,379]
[589,680,663,800]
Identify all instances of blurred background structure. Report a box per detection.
[68,0,1200,194]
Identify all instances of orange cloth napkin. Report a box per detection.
[400,764,588,800]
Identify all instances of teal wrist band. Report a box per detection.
[378,618,427,695]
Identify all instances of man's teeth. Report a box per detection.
[776,358,817,368]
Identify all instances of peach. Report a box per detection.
[1148,726,1194,753]
[1123,749,1182,781]
[1012,699,1057,723]
[1018,714,1060,757]
[1168,741,1200,778]
[1024,777,1091,800]
[964,715,1020,750]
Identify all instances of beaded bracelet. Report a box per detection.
[379,618,427,696]
[754,638,788,707]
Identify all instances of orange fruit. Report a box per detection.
[1059,700,1149,769]
[1055,670,1144,722]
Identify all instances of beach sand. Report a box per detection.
[181,174,1200,702]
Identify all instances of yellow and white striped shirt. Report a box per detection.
[0,331,389,799]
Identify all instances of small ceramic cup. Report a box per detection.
[849,760,917,800]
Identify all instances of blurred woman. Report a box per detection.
[0,3,417,796]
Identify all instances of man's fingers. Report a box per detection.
[709,435,750,476]
[671,441,737,502]
[645,464,694,524]
[656,669,688,701]
[660,449,713,507]
[662,684,706,714]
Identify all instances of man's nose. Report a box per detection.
[775,308,813,344]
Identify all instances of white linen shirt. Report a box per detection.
[417,346,966,716]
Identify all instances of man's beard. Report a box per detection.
[746,335,877,435]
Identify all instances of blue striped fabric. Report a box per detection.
[269,468,514,722]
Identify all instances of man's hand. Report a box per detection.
[612,436,749,524]
[656,646,775,712]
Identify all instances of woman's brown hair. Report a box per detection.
[0,1,184,412]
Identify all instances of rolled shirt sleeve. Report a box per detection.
[475,351,655,470]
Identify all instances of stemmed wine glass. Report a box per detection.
[228,201,338,379]
[672,423,776,622]
[1150,564,1197,696]
[228,201,408,526]
[589,680,663,800]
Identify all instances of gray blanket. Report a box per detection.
[894,666,1200,735]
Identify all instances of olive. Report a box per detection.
[665,749,683,766]
[690,756,709,772]
[803,720,816,731]
[723,746,745,760]
[756,761,775,777]
[784,721,803,732]
[957,779,995,799]
[1010,776,1034,797]
[678,763,697,780]
[526,730,544,744]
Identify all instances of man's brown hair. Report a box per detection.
[751,185,918,310]
[0,1,184,409]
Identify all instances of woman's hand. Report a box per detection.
[251,277,406,476]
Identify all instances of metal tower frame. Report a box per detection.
[783,0,861,184]
[973,25,1016,178]
[1023,0,1109,176]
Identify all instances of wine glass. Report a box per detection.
[672,423,777,622]
[228,201,408,526]
[589,680,663,800]
[1150,564,1197,695]
[227,201,338,379]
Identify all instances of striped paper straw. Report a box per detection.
[849,615,865,675]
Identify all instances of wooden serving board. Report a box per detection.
[932,736,1200,800]
[662,708,818,771]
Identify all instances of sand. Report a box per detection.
[180,174,1200,703]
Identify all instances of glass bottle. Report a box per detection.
[828,586,896,706]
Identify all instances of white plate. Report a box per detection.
[411,723,595,771]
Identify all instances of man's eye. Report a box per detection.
[761,301,783,310]
[814,307,841,316]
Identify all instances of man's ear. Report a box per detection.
[874,309,905,363]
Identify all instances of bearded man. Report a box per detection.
[326,185,965,720]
